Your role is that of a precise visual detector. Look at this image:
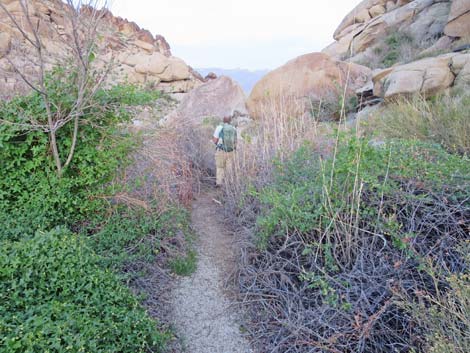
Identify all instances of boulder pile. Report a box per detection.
[0,0,202,98]
[323,0,469,62]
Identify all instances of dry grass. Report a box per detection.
[230,138,470,352]
[407,270,470,353]
[360,92,470,155]
[120,121,203,210]
[223,95,334,218]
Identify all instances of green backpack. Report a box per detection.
[219,123,237,152]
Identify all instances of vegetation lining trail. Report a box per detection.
[171,189,252,353]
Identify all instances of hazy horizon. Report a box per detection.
[109,0,358,70]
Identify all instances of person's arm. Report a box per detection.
[213,125,222,145]
[234,128,238,150]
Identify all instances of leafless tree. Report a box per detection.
[0,0,111,176]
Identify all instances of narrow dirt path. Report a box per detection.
[170,189,252,353]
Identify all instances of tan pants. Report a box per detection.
[215,150,233,186]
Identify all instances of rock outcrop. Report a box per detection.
[247,53,371,118]
[163,76,248,125]
[0,0,202,98]
[323,0,468,63]
[317,0,470,102]
[373,51,470,98]
[444,0,470,37]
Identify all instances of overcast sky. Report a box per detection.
[109,0,358,70]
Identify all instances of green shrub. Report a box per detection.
[0,75,189,353]
[169,250,197,276]
[415,273,470,353]
[97,84,163,106]
[87,206,195,275]
[381,32,414,66]
[0,228,168,353]
[256,137,469,247]
[0,83,161,239]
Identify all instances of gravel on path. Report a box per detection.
[171,190,253,353]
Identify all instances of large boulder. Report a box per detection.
[158,57,191,82]
[164,76,247,124]
[444,0,470,37]
[451,52,470,85]
[247,53,371,118]
[407,2,452,42]
[333,0,389,41]
[373,52,470,98]
[133,52,168,74]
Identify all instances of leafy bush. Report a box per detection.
[99,84,163,106]
[0,228,168,353]
[169,250,197,276]
[87,206,195,276]
[0,83,160,239]
[240,136,470,352]
[361,31,439,69]
[363,92,470,155]
[256,137,468,247]
[0,81,186,352]
[381,32,414,67]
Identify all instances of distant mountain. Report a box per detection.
[196,68,270,94]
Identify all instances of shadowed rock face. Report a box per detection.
[247,52,371,118]
[0,0,202,98]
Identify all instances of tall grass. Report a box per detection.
[362,92,470,155]
[223,95,326,218]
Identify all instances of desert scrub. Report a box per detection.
[0,228,169,353]
[362,92,470,155]
[369,31,426,68]
[381,32,414,67]
[240,136,470,353]
[408,270,470,353]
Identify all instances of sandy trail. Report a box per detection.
[170,189,252,353]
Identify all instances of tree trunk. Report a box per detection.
[49,130,63,176]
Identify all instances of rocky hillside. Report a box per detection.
[323,0,469,65]
[247,0,469,118]
[0,0,202,98]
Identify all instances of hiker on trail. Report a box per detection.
[213,115,237,186]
